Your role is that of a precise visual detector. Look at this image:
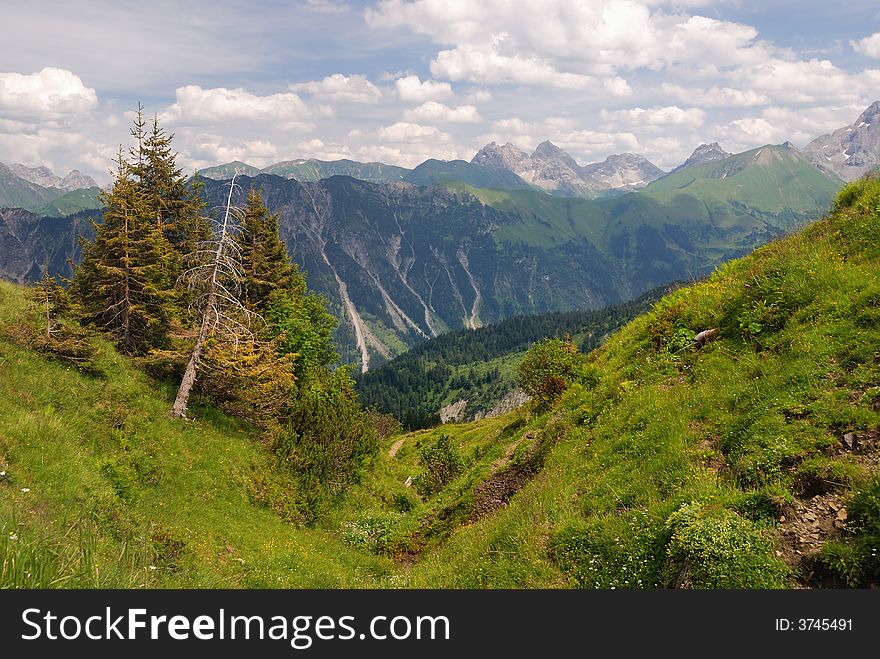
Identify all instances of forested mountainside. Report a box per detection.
[356,285,675,428]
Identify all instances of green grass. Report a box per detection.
[0,280,394,587]
[1,177,878,588]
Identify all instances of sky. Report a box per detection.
[1,0,880,184]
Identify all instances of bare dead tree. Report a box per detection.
[170,175,257,418]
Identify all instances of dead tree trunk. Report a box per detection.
[170,175,252,418]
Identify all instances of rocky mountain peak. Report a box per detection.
[804,100,880,181]
[531,141,582,171]
[471,141,531,171]
[672,142,731,173]
[8,163,97,191]
[855,101,880,125]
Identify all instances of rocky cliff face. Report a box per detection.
[580,153,666,190]
[0,208,91,283]
[804,102,880,181]
[471,140,664,197]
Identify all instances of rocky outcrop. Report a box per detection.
[8,163,97,191]
[804,101,880,182]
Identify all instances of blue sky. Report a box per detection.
[1,0,879,182]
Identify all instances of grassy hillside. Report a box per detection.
[0,280,393,587]
[337,176,880,588]
[643,144,841,229]
[2,177,878,589]
[405,159,532,190]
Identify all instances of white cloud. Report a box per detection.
[431,39,599,90]
[852,32,880,59]
[160,85,326,128]
[395,75,453,102]
[0,67,97,120]
[183,134,281,170]
[403,101,481,123]
[661,83,769,107]
[377,121,452,143]
[730,58,864,104]
[304,0,350,13]
[366,1,777,80]
[290,74,383,103]
[602,105,706,129]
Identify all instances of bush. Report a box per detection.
[413,433,463,497]
[517,338,593,406]
[273,367,379,521]
[663,502,789,588]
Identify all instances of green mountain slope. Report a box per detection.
[338,177,880,588]
[196,161,261,179]
[1,178,878,589]
[33,186,104,217]
[0,280,391,587]
[643,144,842,229]
[404,159,532,190]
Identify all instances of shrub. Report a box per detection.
[413,433,463,497]
[663,502,788,588]
[517,338,593,406]
[273,367,379,521]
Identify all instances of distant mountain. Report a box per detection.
[0,161,102,215]
[199,158,410,184]
[8,163,97,191]
[0,162,62,210]
[197,161,261,179]
[263,159,410,184]
[644,143,840,230]
[804,101,880,181]
[404,159,531,190]
[581,153,666,191]
[2,149,837,371]
[671,142,730,173]
[471,140,664,198]
[34,186,104,217]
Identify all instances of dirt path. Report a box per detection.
[388,438,405,458]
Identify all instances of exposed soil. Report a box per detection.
[776,429,878,587]
[388,438,405,458]
[392,431,546,562]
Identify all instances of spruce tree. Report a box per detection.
[239,188,302,311]
[72,151,177,355]
[140,115,209,253]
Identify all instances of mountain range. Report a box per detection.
[0,161,102,217]
[4,102,879,369]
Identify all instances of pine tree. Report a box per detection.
[239,188,303,311]
[72,151,177,355]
